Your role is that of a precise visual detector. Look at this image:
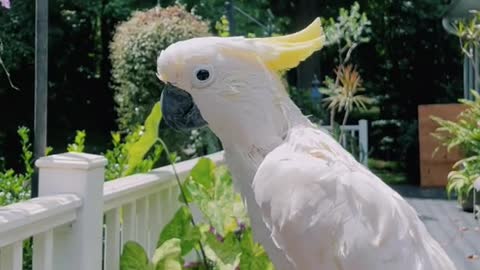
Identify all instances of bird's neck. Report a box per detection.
[215,89,312,171]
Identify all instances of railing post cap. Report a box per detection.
[36,152,107,170]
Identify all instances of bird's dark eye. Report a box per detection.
[196,69,210,81]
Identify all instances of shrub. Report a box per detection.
[110,5,210,131]
[431,91,480,201]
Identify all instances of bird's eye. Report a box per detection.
[196,69,210,81]
[192,65,214,88]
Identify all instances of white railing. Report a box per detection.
[0,151,224,270]
[322,119,368,166]
[0,121,368,269]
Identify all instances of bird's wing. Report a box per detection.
[252,127,456,270]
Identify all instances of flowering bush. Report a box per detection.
[110,5,210,131]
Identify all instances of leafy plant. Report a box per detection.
[110,5,210,132]
[322,65,373,127]
[321,65,373,145]
[121,239,183,270]
[67,130,86,153]
[120,157,273,270]
[446,161,479,202]
[0,127,34,205]
[66,103,165,181]
[321,2,372,129]
[323,2,371,65]
[453,10,480,99]
[215,15,230,37]
[431,90,480,201]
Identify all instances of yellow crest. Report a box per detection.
[253,18,325,71]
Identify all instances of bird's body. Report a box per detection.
[252,126,456,270]
[156,18,457,270]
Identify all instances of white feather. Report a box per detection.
[252,127,457,270]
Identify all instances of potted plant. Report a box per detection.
[446,158,480,211]
[418,9,480,187]
[431,90,480,211]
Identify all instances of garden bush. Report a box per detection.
[110,5,210,131]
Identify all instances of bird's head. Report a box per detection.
[157,18,325,135]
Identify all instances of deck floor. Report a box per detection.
[394,186,480,270]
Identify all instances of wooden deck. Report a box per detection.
[394,186,480,270]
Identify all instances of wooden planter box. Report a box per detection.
[418,104,466,187]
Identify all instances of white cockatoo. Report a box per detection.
[156,18,457,270]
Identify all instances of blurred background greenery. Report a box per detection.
[0,0,463,186]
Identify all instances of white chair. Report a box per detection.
[474,177,480,220]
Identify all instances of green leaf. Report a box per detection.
[158,206,200,256]
[190,158,216,189]
[67,130,86,153]
[120,241,153,270]
[239,230,274,270]
[205,232,241,265]
[125,102,162,175]
[152,239,182,270]
[184,161,248,236]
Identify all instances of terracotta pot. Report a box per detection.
[418,104,467,187]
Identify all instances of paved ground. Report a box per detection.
[393,185,480,270]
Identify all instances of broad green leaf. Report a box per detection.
[190,158,216,189]
[152,239,182,270]
[156,259,182,270]
[184,161,248,236]
[204,232,241,270]
[158,206,200,256]
[152,238,182,265]
[205,232,241,265]
[120,241,153,270]
[239,230,274,270]
[125,102,162,175]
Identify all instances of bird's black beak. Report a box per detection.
[160,84,208,131]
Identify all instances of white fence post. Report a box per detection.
[35,153,107,270]
[358,120,368,166]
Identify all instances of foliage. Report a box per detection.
[431,91,480,159]
[454,10,480,55]
[446,162,479,202]
[68,103,165,180]
[368,159,407,185]
[184,129,222,159]
[432,90,480,200]
[453,10,480,98]
[289,86,328,124]
[121,239,183,270]
[110,5,210,132]
[0,0,463,185]
[319,2,372,132]
[0,127,33,205]
[121,157,273,270]
[322,2,371,65]
[215,15,230,37]
[177,0,289,37]
[124,102,162,175]
[103,128,164,181]
[321,65,373,126]
[67,130,86,153]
